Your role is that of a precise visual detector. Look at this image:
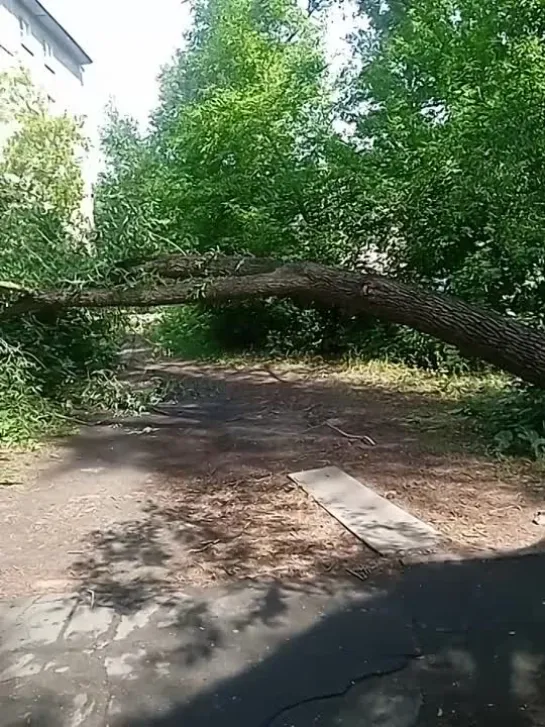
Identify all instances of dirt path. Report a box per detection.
[1,361,544,603]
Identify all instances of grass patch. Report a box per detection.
[340,360,545,461]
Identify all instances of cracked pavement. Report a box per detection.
[2,553,545,726]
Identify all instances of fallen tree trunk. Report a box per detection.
[4,257,545,387]
[134,253,283,279]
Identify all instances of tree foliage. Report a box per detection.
[96,0,358,266]
[0,71,127,444]
[352,0,545,321]
[0,70,86,289]
[6,0,545,456]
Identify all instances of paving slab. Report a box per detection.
[0,581,414,726]
[289,466,441,556]
[0,595,78,653]
[2,554,545,726]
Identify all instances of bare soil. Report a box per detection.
[1,361,544,606]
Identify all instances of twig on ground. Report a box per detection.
[264,366,285,383]
[345,567,369,582]
[304,420,376,446]
[188,523,251,554]
[188,539,222,553]
[86,588,95,609]
[304,422,326,432]
[488,504,523,514]
[325,421,376,446]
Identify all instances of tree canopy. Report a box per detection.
[96,0,344,265]
[4,0,545,453]
[352,0,545,319]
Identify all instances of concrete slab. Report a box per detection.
[0,595,78,653]
[289,466,441,556]
[64,602,116,643]
[2,554,545,725]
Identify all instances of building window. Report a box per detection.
[43,40,55,72]
[18,17,33,55]
[18,17,30,38]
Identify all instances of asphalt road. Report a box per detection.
[2,552,545,726]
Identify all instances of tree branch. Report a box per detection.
[3,257,545,387]
[132,254,284,279]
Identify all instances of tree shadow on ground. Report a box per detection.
[0,638,68,726]
[68,492,391,613]
[106,547,545,726]
[41,361,545,610]
[2,547,545,724]
[51,360,542,490]
[0,696,65,727]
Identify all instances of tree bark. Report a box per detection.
[127,254,283,279]
[4,257,545,388]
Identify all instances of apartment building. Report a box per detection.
[0,0,91,115]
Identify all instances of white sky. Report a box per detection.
[44,0,192,128]
[44,0,361,133]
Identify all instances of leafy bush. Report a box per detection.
[150,306,222,360]
[0,71,142,446]
[461,382,545,460]
[153,299,374,359]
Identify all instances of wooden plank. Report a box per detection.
[289,466,441,556]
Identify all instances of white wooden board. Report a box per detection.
[289,466,441,556]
